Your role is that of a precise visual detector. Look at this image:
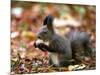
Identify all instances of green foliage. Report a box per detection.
[19,22,29,31]
[20,42,26,49]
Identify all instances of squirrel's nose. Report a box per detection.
[37,35,41,39]
[36,32,41,39]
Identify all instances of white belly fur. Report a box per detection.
[49,52,59,66]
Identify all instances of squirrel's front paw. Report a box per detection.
[34,39,44,47]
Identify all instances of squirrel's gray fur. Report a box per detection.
[66,29,93,62]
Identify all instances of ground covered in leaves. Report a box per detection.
[11,53,96,74]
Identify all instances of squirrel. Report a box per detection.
[34,15,93,67]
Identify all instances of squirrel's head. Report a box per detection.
[37,15,54,41]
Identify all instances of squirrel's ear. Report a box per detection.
[43,15,54,32]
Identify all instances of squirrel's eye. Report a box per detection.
[44,32,47,34]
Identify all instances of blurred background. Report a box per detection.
[11,1,96,74]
